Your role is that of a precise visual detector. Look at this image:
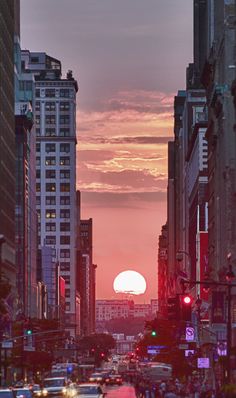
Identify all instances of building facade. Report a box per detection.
[21,51,79,335]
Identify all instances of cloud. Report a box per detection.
[78,135,172,145]
[79,190,167,209]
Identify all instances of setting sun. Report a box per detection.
[113,270,147,295]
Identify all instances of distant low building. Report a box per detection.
[96,299,158,322]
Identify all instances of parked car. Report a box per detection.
[105,374,122,386]
[0,389,16,398]
[76,383,105,398]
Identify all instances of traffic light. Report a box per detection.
[167,296,180,320]
[181,294,192,321]
[26,329,32,335]
[151,330,157,337]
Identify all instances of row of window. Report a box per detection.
[45,235,70,245]
[36,170,70,179]
[36,128,71,137]
[45,222,70,231]
[36,196,70,206]
[36,156,70,166]
[36,183,70,192]
[36,143,71,153]
[36,88,71,98]
[36,115,70,125]
[35,101,70,112]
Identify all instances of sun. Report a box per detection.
[113,270,147,295]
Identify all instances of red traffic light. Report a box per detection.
[183,295,192,304]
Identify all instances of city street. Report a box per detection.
[106,384,136,398]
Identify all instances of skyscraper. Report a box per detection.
[21,51,79,335]
[0,0,16,287]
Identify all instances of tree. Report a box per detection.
[78,333,116,366]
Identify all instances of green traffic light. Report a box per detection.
[26,329,32,335]
[151,330,157,336]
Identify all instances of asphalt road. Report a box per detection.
[106,384,136,398]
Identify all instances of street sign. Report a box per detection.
[186,327,195,341]
[185,349,195,357]
[1,341,13,349]
[197,357,210,369]
[147,345,165,354]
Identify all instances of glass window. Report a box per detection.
[60,222,70,231]
[46,183,56,192]
[46,223,56,232]
[45,89,55,97]
[60,143,70,153]
[35,115,40,125]
[60,236,70,245]
[60,157,70,165]
[36,183,41,192]
[36,128,41,136]
[45,102,56,111]
[60,249,70,258]
[36,157,40,166]
[60,263,70,272]
[36,170,41,179]
[46,209,56,219]
[35,89,40,97]
[45,236,56,245]
[35,101,40,111]
[59,129,70,137]
[60,170,70,179]
[65,288,70,297]
[36,196,41,205]
[36,143,41,152]
[45,143,56,153]
[60,183,70,192]
[31,56,39,63]
[60,102,70,111]
[45,156,56,166]
[46,115,56,124]
[60,196,70,205]
[59,115,70,124]
[45,128,56,137]
[46,170,56,179]
[60,89,70,98]
[60,209,70,218]
[46,196,56,205]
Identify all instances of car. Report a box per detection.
[13,388,33,398]
[88,373,105,384]
[42,377,69,396]
[105,374,122,386]
[76,383,105,398]
[0,389,16,398]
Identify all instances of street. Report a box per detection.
[106,384,136,398]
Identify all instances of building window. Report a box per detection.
[45,236,56,245]
[65,303,70,311]
[60,262,70,272]
[65,288,70,297]
[60,170,70,179]
[46,115,56,125]
[36,143,41,152]
[45,156,56,166]
[35,89,40,97]
[60,102,70,111]
[59,115,70,125]
[60,196,70,205]
[46,209,56,219]
[36,183,41,192]
[60,89,70,98]
[37,209,41,221]
[60,222,70,231]
[36,128,41,136]
[46,170,56,179]
[60,157,70,165]
[36,157,40,166]
[60,143,70,153]
[60,183,70,192]
[60,249,70,258]
[35,115,40,125]
[46,223,56,232]
[45,89,55,97]
[36,196,41,205]
[31,56,39,63]
[36,170,41,179]
[60,209,70,218]
[35,101,40,111]
[45,143,56,153]
[59,129,70,137]
[45,128,56,137]
[46,196,56,205]
[63,275,70,283]
[60,236,70,245]
[46,183,56,192]
[45,102,56,111]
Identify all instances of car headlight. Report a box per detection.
[42,389,48,396]
[62,387,67,394]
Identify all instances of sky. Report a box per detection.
[21,0,193,303]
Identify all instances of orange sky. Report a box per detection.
[21,0,193,302]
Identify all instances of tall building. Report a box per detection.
[0,0,16,287]
[157,224,168,316]
[21,51,79,335]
